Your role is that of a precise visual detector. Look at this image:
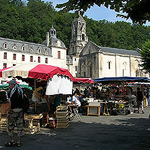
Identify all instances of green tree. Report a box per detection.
[56,0,150,24]
[1,0,150,51]
[140,40,150,73]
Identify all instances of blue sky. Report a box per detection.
[44,0,150,26]
[44,0,132,23]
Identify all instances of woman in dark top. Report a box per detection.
[136,87,144,113]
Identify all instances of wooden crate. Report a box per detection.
[0,117,8,132]
[56,105,69,128]
[86,105,101,116]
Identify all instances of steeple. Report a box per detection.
[69,13,88,56]
[49,25,56,38]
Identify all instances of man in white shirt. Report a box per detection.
[72,93,81,107]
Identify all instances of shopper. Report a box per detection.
[40,88,50,127]
[136,87,144,113]
[72,93,81,107]
[5,79,24,147]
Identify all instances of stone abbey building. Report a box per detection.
[0,14,148,79]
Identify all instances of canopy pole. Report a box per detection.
[34,79,37,112]
[34,79,36,90]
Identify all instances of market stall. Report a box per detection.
[71,78,95,116]
[2,63,74,95]
[92,76,149,115]
[0,64,74,131]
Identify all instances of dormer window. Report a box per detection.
[30,48,33,52]
[45,50,48,55]
[13,44,17,50]
[38,48,41,54]
[22,46,25,51]
[4,43,7,49]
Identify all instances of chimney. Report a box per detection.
[46,32,49,47]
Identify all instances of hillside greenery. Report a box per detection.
[56,0,150,25]
[1,0,150,51]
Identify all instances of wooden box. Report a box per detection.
[86,105,101,116]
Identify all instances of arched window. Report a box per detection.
[81,62,85,77]
[22,46,25,51]
[87,61,92,77]
[123,61,127,70]
[4,43,7,49]
[38,48,41,54]
[82,34,85,41]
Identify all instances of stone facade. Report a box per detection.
[68,14,149,79]
[0,26,67,69]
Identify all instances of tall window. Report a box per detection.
[3,63,7,68]
[22,55,25,61]
[13,54,16,60]
[45,58,48,64]
[38,57,41,63]
[108,61,111,69]
[87,61,92,77]
[4,52,7,59]
[58,51,61,59]
[30,56,33,62]
[82,34,85,41]
[122,69,124,76]
[75,66,77,71]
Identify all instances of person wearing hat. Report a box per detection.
[5,79,24,147]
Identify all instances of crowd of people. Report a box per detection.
[3,79,150,147]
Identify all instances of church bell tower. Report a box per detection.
[69,12,88,56]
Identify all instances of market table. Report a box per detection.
[86,105,101,116]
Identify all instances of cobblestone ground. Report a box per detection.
[1,107,150,150]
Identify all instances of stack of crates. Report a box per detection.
[55,105,69,129]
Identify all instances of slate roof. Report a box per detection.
[80,41,140,56]
[101,46,140,56]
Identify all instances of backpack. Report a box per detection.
[22,94,29,113]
